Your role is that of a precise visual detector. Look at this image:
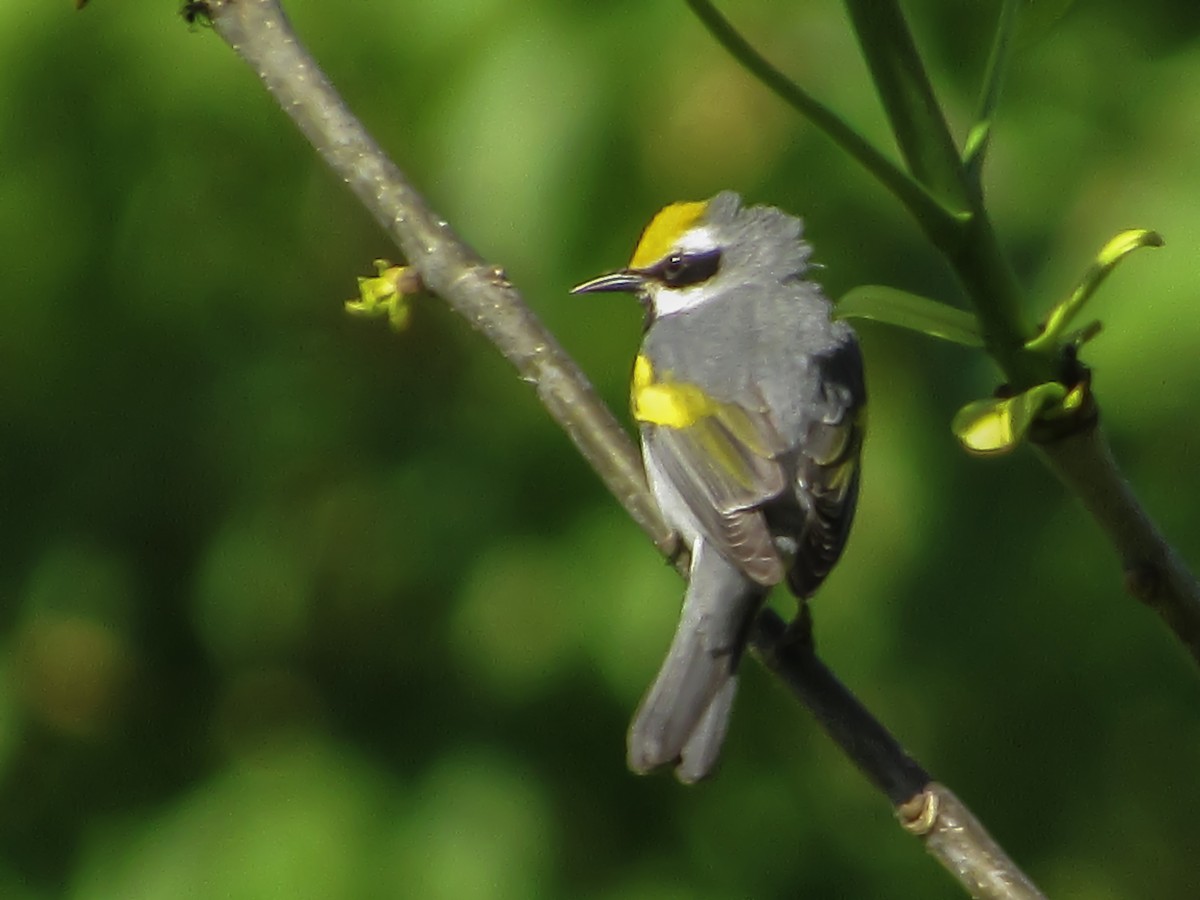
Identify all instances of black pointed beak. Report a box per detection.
[571,270,646,295]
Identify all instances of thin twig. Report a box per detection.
[204,0,671,562]
[194,1,1046,897]
[899,784,1049,900]
[753,612,1046,898]
[750,608,929,804]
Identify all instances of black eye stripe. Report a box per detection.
[652,249,722,288]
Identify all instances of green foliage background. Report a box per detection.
[3,1,1200,897]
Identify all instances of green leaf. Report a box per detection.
[1025,229,1164,354]
[837,285,983,347]
[952,382,1067,455]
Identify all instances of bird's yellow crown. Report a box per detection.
[628,200,708,269]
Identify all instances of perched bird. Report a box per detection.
[573,192,865,782]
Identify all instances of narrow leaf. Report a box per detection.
[964,0,1020,184]
[952,382,1066,455]
[1026,229,1164,353]
[837,285,983,347]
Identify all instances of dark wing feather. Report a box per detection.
[643,403,790,586]
[784,341,866,598]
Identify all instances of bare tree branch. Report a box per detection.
[900,784,1048,900]
[199,0,671,562]
[1036,425,1200,659]
[192,1,1046,897]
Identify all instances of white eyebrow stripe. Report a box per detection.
[673,226,719,255]
[647,226,723,318]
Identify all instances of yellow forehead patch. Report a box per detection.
[628,200,708,269]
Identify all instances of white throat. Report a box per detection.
[648,282,721,317]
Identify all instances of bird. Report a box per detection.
[572,191,865,782]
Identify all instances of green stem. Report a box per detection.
[683,0,960,245]
[947,214,1045,386]
[687,0,1039,382]
[1035,428,1200,667]
[842,0,971,213]
[842,0,1041,385]
[684,0,1200,683]
[964,0,1021,188]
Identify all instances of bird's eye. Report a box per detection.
[657,249,721,288]
[662,254,686,280]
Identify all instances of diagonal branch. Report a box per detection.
[755,613,1046,900]
[193,1,1046,897]
[1035,427,1200,655]
[200,0,669,563]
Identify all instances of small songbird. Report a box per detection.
[573,192,865,782]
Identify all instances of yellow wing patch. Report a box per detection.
[633,355,788,575]
[632,354,773,461]
[629,200,707,269]
[632,354,715,428]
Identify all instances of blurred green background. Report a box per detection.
[3,1,1200,897]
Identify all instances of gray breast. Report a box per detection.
[643,280,847,447]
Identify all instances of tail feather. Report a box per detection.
[627,542,765,782]
[676,675,739,783]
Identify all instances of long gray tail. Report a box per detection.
[627,541,766,783]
